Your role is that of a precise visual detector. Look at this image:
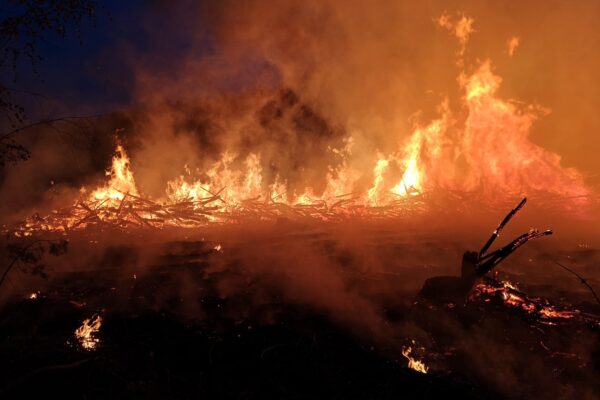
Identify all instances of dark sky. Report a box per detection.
[7,0,212,120]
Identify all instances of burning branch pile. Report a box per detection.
[17,192,219,234]
[6,138,590,237]
[12,190,432,236]
[7,142,435,236]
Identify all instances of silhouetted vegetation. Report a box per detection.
[0,0,98,166]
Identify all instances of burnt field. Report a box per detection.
[3,1,600,399]
[1,219,598,399]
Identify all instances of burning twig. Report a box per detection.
[402,345,429,374]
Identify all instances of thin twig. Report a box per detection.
[554,261,600,305]
[0,115,102,140]
[0,240,46,291]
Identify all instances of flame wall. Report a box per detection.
[1,0,599,221]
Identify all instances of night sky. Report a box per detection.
[6,1,212,119]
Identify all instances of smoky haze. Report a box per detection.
[0,3,599,397]
[1,0,599,219]
[201,0,600,175]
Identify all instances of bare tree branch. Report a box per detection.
[0,114,102,140]
[554,261,600,305]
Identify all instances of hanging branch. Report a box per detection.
[0,114,102,141]
[0,239,68,292]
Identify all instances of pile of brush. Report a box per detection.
[7,191,432,236]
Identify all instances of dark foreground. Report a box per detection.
[0,223,599,399]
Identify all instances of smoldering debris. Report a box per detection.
[0,217,599,399]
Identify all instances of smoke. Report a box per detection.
[0,3,599,397]
[2,0,600,217]
[2,218,598,398]
[119,0,596,204]
[127,0,456,194]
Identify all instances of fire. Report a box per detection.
[473,279,533,311]
[8,13,592,235]
[366,157,390,206]
[402,346,429,374]
[391,157,421,197]
[74,314,102,350]
[150,12,587,213]
[507,36,520,57]
[539,307,576,320]
[90,142,138,203]
[472,279,578,321]
[166,152,267,211]
[436,13,475,57]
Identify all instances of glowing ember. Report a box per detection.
[472,279,579,322]
[539,307,576,320]
[402,346,429,374]
[74,314,102,350]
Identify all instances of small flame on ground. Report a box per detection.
[402,346,429,374]
[74,314,102,350]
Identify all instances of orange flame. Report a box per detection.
[161,57,587,209]
[89,142,139,203]
[74,314,102,350]
[68,13,591,214]
[402,346,429,374]
[507,36,520,57]
[44,54,588,228]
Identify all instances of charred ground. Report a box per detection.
[0,219,598,399]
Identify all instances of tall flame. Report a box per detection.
[80,57,589,217]
[90,143,138,203]
[161,58,587,209]
[75,13,590,213]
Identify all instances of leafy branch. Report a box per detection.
[0,238,69,292]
